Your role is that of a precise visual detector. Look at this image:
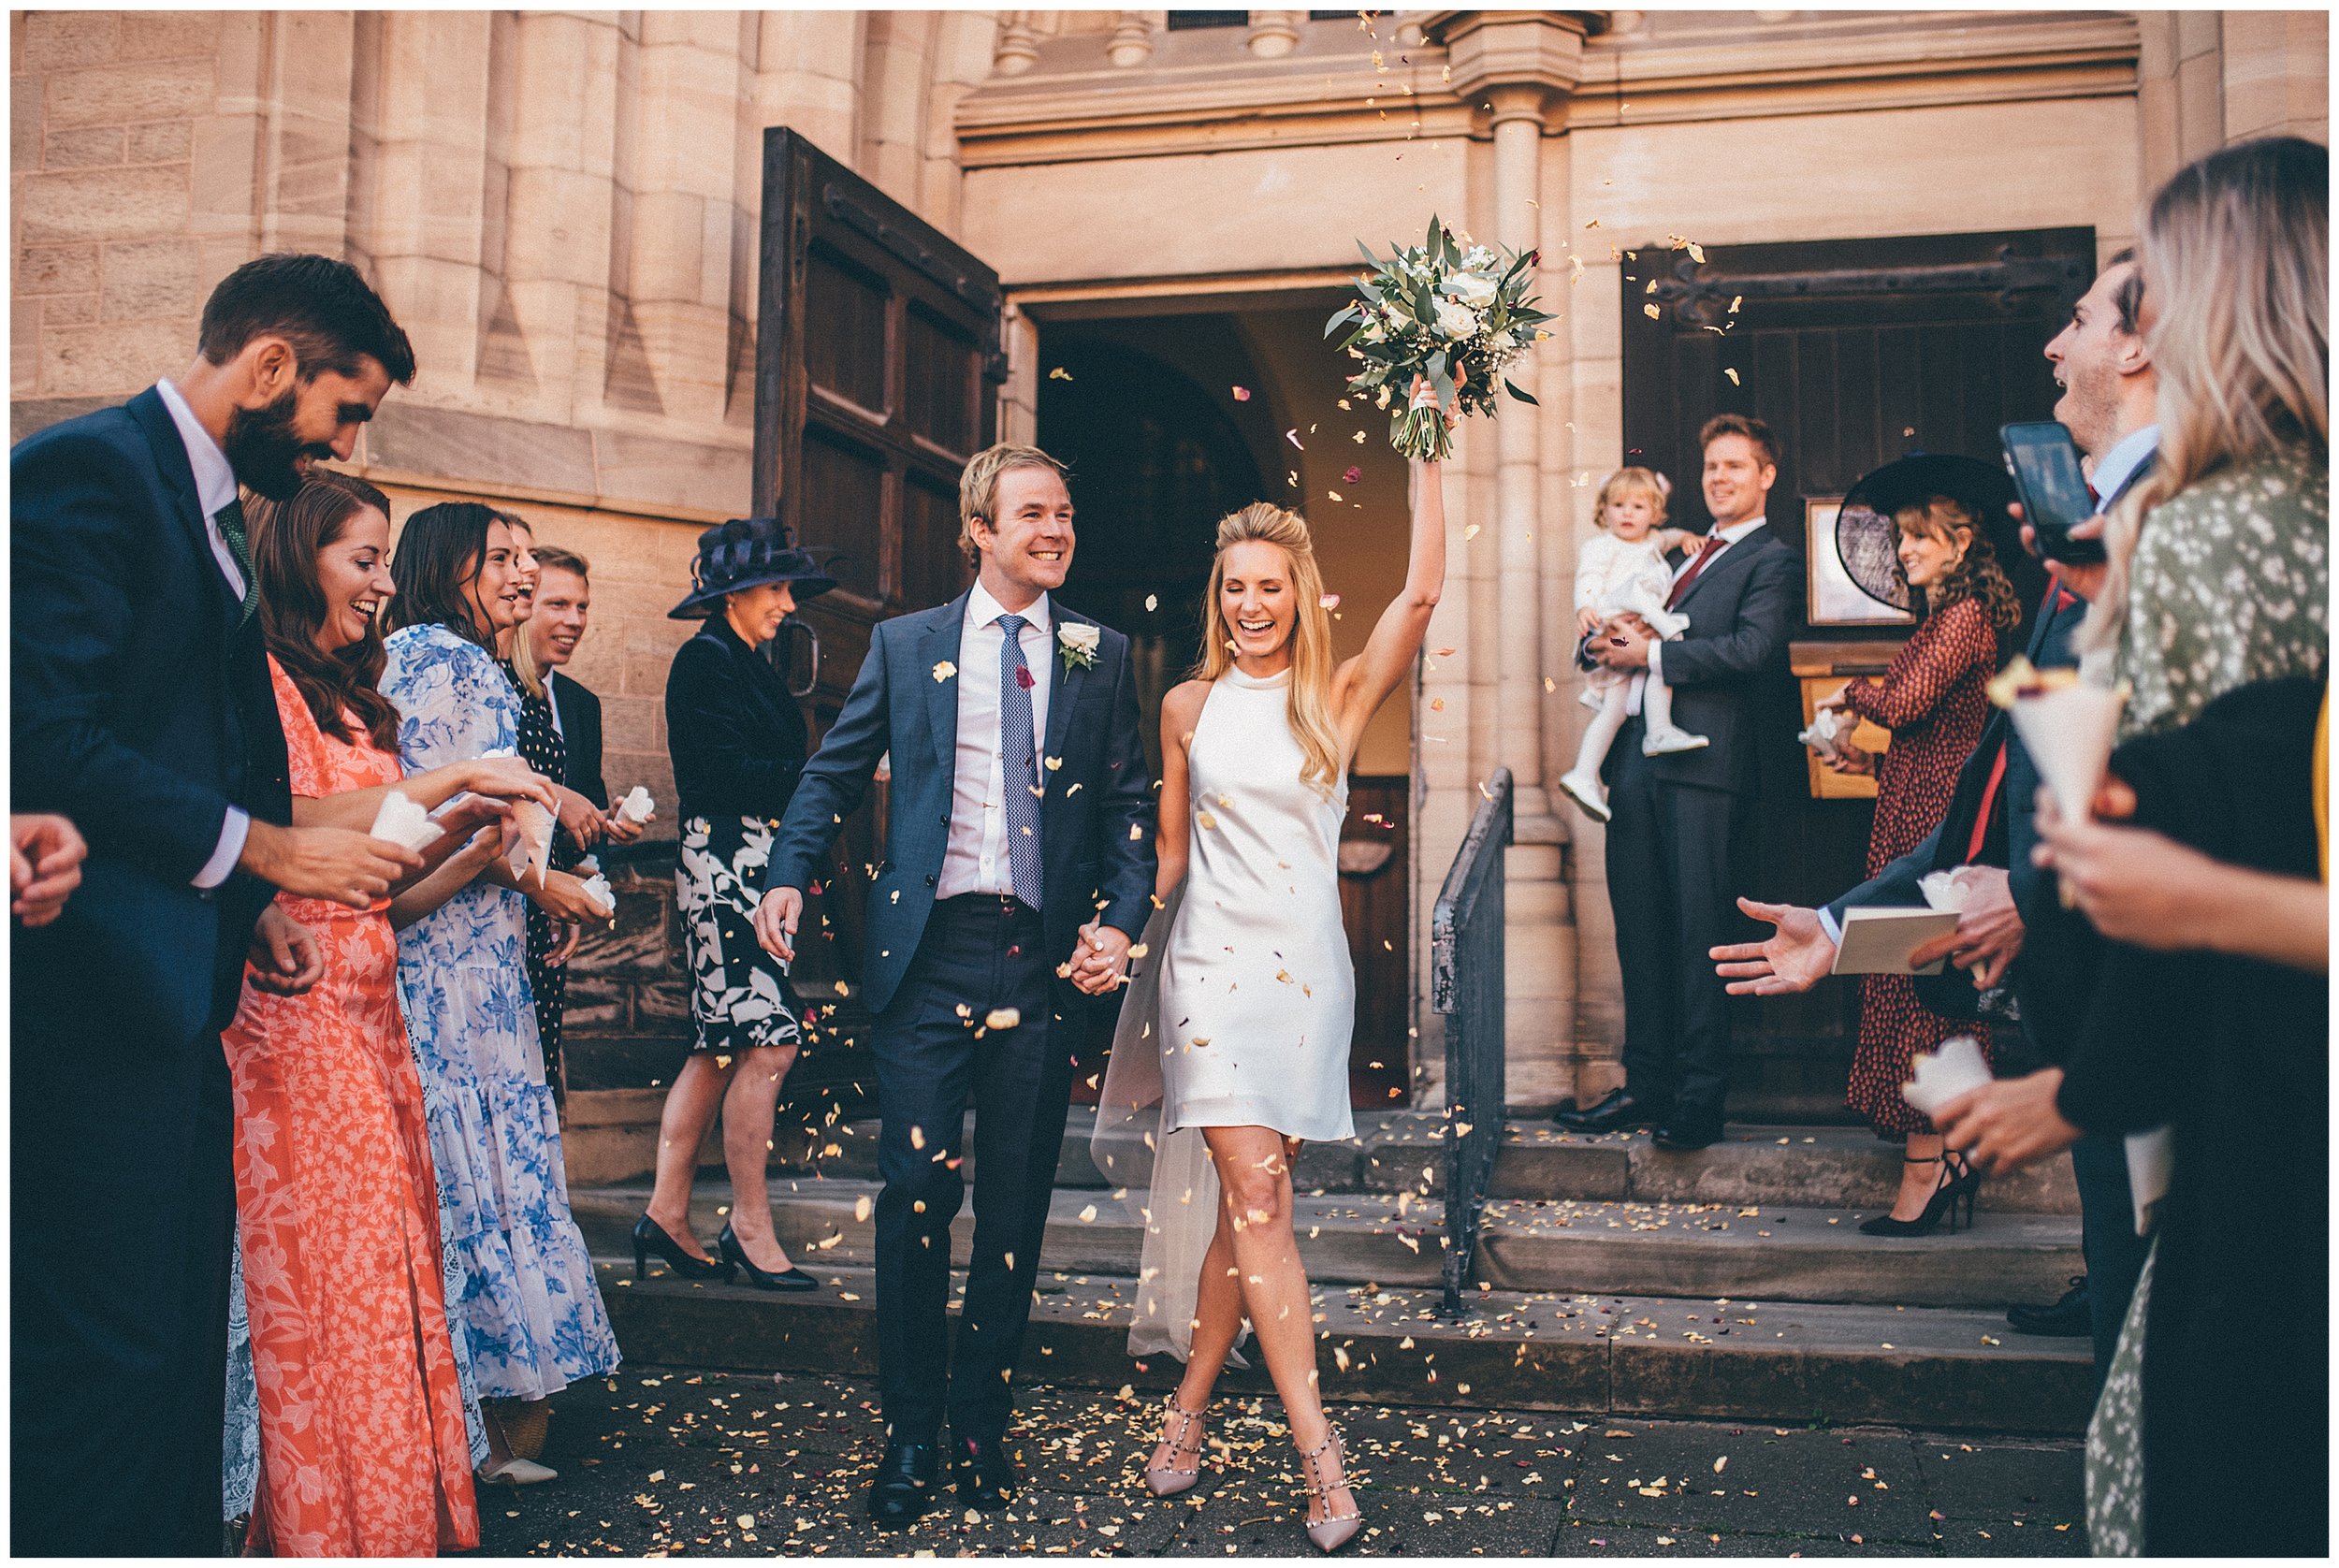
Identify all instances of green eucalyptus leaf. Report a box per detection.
[1504,379,1539,405]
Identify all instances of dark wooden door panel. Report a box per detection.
[754,127,1003,1111]
[1621,227,2090,1117]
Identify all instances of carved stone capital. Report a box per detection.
[1430,10,1592,103]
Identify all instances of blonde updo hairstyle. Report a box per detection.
[1195,501,1345,795]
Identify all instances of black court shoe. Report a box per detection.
[1858,1153,1976,1237]
[718,1222,818,1291]
[632,1214,734,1283]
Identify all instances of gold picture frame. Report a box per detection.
[1805,497,1916,628]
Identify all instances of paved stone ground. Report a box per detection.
[472,1367,2085,1557]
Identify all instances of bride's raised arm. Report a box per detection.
[1333,457,1447,742]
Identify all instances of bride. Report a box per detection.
[1095,413,1446,1553]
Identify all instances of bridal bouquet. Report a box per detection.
[1325,216,1551,460]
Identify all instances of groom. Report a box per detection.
[755,442,1155,1523]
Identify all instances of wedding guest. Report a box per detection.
[635,520,834,1290]
[225,472,558,1553]
[1810,496,2017,1233]
[1937,134,2327,1557]
[9,814,86,927]
[493,513,599,1109]
[382,501,623,1483]
[11,252,421,1554]
[527,545,641,841]
[1556,414,1796,1150]
[1708,252,2164,1369]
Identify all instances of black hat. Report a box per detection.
[1835,454,2023,612]
[669,517,841,619]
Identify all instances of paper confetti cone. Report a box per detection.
[1900,1035,1993,1121]
[2005,682,2127,820]
[368,789,444,852]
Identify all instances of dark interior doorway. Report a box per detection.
[1621,226,2090,1119]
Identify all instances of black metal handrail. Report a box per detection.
[1430,766,1512,1318]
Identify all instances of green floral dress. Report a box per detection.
[2085,443,2328,1554]
[2114,443,2329,741]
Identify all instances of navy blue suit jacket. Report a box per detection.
[1628,524,1799,795]
[10,388,291,1048]
[764,589,1156,1015]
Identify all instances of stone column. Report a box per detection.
[1441,11,1587,1112]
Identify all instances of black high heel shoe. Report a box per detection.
[632,1214,734,1282]
[1858,1153,1974,1237]
[719,1222,817,1291]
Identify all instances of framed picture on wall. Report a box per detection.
[1805,498,1916,627]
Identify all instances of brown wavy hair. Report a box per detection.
[1894,496,2020,632]
[245,470,402,752]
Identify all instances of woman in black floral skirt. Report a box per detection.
[634,517,835,1291]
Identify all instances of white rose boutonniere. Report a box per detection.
[1057,621,1100,674]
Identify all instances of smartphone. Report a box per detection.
[1999,421,2106,565]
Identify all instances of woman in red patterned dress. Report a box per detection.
[1816,495,2018,1235]
[225,472,558,1553]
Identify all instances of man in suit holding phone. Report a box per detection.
[1711,251,2160,1376]
[11,253,422,1552]
[1556,414,1798,1151]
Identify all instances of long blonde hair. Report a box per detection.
[1195,502,1344,794]
[2086,136,2329,655]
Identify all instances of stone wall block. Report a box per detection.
[45,57,216,130]
[13,80,43,167]
[17,165,191,243]
[43,124,124,168]
[125,119,194,164]
[592,425,752,516]
[601,692,667,753]
[118,12,221,64]
[43,296,99,327]
[22,11,119,71]
[101,236,201,322]
[41,316,185,399]
[16,242,98,297]
[188,115,260,238]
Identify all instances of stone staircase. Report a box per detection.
[574,1111,2095,1435]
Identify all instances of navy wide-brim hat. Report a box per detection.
[669,516,842,619]
[1835,454,2022,611]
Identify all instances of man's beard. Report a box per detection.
[223,387,330,501]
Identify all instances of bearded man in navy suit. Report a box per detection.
[11,254,422,1553]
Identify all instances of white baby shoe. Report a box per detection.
[1557,768,1611,823]
[1641,725,1711,756]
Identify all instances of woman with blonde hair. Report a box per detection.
[1098,395,1447,1553]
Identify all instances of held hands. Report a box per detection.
[245,904,324,996]
[754,886,803,964]
[464,755,560,812]
[1067,920,1133,995]
[1710,897,1838,995]
[1594,614,1654,672]
[10,813,87,927]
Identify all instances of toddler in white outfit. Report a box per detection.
[1559,467,1708,823]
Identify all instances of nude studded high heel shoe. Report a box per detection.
[1297,1422,1362,1553]
[1144,1393,1209,1498]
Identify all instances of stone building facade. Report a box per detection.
[13,9,2327,1151]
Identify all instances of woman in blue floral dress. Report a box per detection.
[380,501,621,1482]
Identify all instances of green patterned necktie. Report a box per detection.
[212,499,257,630]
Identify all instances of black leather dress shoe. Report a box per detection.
[1552,1090,1666,1134]
[2007,1276,2091,1337]
[866,1442,943,1526]
[1650,1116,1723,1152]
[952,1433,1019,1510]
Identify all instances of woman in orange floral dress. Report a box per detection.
[225,472,557,1553]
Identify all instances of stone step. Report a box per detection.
[758,1109,2080,1214]
[594,1261,2094,1435]
[573,1178,2082,1311]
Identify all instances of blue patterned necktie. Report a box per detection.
[995,612,1043,909]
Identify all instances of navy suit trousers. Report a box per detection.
[871,895,1072,1444]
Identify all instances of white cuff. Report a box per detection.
[1817,906,1842,947]
[195,807,251,890]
